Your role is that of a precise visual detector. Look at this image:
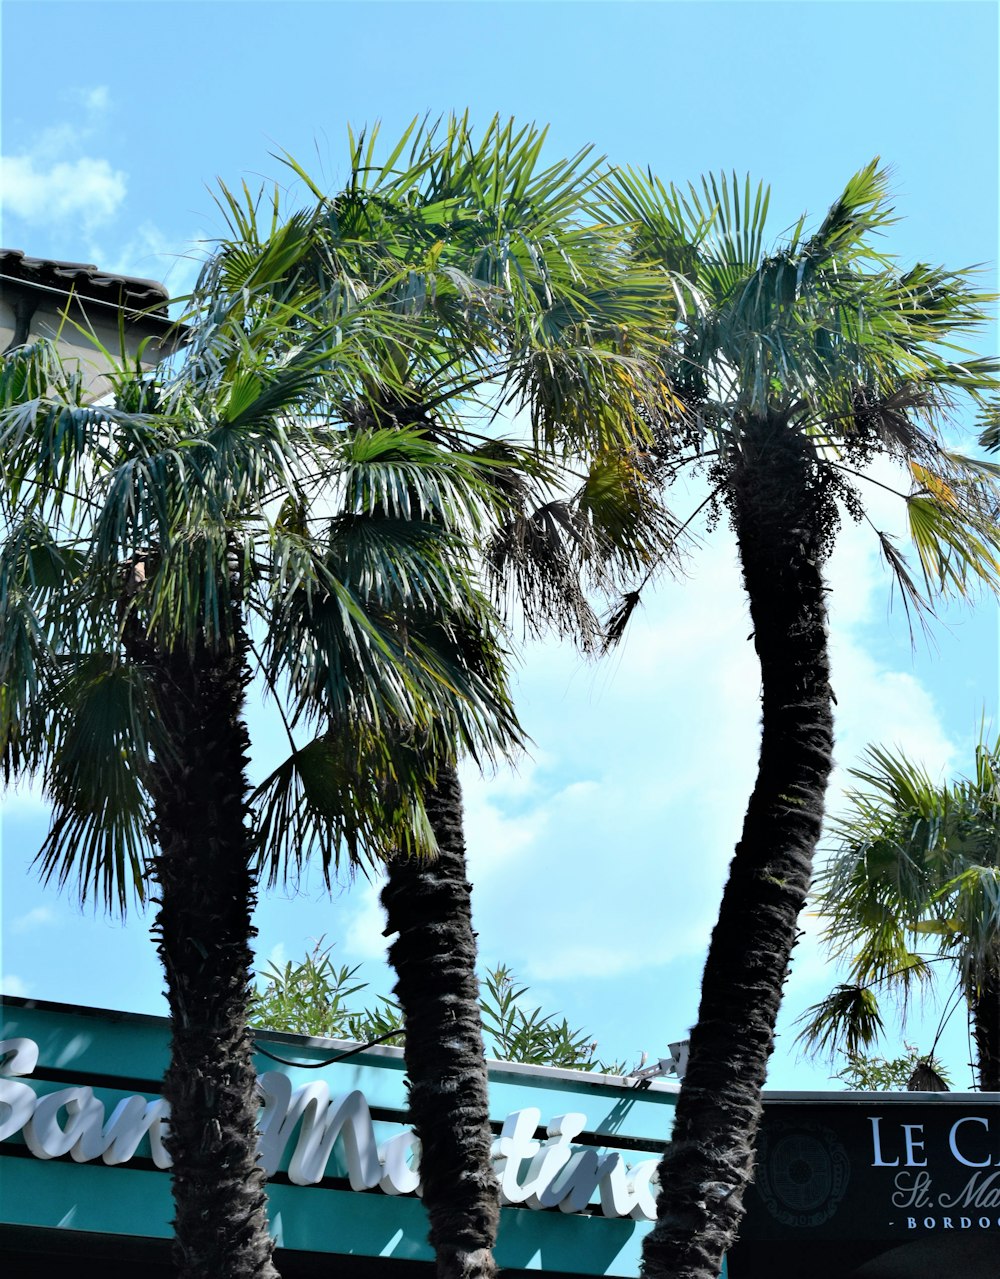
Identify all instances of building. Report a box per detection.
[2,996,997,1279]
[0,996,674,1279]
[0,249,184,400]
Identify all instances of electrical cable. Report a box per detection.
[253,1028,403,1069]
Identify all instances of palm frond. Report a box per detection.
[806,734,1000,1078]
[905,460,1000,601]
[795,983,887,1059]
[35,655,154,912]
[601,589,643,652]
[252,730,435,885]
[977,398,1000,453]
[487,499,602,650]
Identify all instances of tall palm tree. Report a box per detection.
[224,117,671,1279]
[380,759,499,1279]
[0,223,518,1279]
[799,736,1000,1091]
[600,161,1000,1279]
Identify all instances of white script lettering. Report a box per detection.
[0,1038,658,1220]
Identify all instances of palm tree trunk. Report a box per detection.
[146,620,279,1279]
[381,760,500,1279]
[971,957,1000,1091]
[642,417,835,1279]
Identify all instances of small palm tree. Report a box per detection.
[0,223,517,1278]
[799,736,1000,1091]
[600,161,1000,1279]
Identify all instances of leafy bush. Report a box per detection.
[249,942,624,1072]
[833,1044,952,1091]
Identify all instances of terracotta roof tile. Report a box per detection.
[0,247,171,318]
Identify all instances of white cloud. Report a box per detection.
[461,533,762,979]
[12,906,56,934]
[457,766,551,881]
[79,85,110,115]
[2,153,126,232]
[1,974,31,997]
[1,85,125,233]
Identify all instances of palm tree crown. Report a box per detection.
[0,225,516,902]
[602,160,1000,613]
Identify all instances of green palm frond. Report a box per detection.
[600,165,712,283]
[796,983,887,1059]
[805,157,896,266]
[254,597,518,884]
[253,729,435,884]
[35,655,155,911]
[0,339,79,409]
[337,427,499,531]
[804,736,1000,1069]
[977,398,1000,452]
[577,448,683,577]
[905,458,1000,601]
[0,514,92,778]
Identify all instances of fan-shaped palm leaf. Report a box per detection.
[803,738,1000,1092]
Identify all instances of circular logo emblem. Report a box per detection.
[755,1124,851,1228]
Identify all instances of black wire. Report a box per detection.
[253,1028,403,1070]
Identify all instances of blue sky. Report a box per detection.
[1,0,998,1090]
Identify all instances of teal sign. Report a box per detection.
[1,998,677,1275]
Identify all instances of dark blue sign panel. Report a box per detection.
[729,1096,1000,1278]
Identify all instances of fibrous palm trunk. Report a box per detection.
[145,617,279,1279]
[642,417,836,1279]
[971,959,1000,1091]
[381,760,500,1279]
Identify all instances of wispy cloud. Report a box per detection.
[1,85,126,233]
[1,974,31,997]
[12,906,56,934]
[89,220,207,300]
[1,156,127,231]
[78,85,110,115]
[265,941,288,970]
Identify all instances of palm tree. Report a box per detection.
[798,736,1000,1091]
[380,760,500,1279]
[227,117,671,1279]
[0,222,518,1279]
[600,162,1000,1279]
